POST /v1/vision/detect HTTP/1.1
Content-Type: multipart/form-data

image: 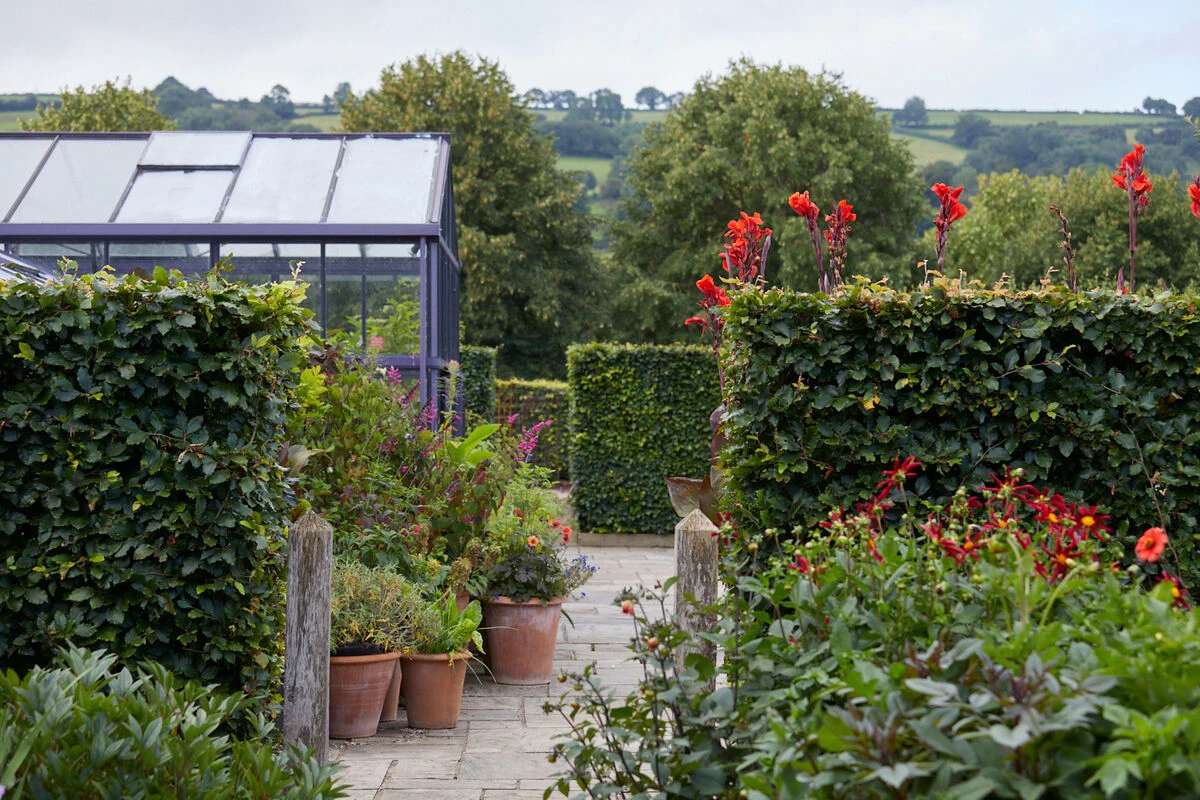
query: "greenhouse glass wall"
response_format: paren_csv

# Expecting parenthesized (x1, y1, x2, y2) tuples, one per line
(0, 131, 460, 408)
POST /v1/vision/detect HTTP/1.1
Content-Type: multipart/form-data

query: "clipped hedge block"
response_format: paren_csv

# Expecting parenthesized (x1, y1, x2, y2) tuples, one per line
(497, 379, 570, 480)
(721, 282, 1200, 584)
(460, 345, 497, 423)
(568, 343, 719, 534)
(0, 268, 311, 699)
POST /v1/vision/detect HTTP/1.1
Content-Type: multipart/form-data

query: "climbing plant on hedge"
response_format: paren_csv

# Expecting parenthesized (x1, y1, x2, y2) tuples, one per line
(721, 278, 1200, 586)
(0, 266, 311, 701)
(568, 344, 718, 533)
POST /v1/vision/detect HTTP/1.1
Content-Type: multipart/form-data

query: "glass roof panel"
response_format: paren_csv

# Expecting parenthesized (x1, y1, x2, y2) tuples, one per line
(140, 132, 250, 167)
(0, 138, 53, 220)
(10, 139, 145, 223)
(221, 138, 341, 223)
(326, 137, 439, 224)
(116, 170, 234, 223)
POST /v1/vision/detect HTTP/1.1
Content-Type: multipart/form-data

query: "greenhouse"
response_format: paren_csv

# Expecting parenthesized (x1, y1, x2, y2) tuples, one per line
(0, 130, 460, 406)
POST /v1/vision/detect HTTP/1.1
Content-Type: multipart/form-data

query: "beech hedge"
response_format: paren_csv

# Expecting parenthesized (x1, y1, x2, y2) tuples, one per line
(721, 281, 1200, 584)
(460, 345, 497, 423)
(568, 343, 718, 533)
(497, 378, 570, 480)
(0, 267, 311, 699)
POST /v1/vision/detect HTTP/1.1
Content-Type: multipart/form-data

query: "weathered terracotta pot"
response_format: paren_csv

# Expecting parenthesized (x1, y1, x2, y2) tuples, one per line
(399, 652, 470, 729)
(379, 659, 403, 722)
(482, 596, 563, 685)
(455, 589, 471, 613)
(329, 651, 401, 739)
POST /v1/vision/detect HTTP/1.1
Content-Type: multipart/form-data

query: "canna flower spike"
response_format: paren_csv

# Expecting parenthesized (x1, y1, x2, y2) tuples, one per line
(1112, 143, 1152, 293)
(931, 183, 968, 272)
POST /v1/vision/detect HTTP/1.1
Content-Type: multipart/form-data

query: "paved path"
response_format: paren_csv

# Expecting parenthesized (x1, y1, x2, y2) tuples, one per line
(331, 544, 675, 800)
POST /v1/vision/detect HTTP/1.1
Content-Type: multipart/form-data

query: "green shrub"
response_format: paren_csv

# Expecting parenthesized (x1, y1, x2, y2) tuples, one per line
(497, 378, 570, 480)
(0, 646, 347, 799)
(547, 469, 1200, 799)
(0, 267, 311, 699)
(460, 345, 498, 424)
(722, 280, 1200, 584)
(567, 343, 719, 534)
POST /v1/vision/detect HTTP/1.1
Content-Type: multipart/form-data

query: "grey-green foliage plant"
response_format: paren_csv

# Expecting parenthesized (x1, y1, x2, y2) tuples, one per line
(329, 559, 421, 655)
(0, 646, 347, 799)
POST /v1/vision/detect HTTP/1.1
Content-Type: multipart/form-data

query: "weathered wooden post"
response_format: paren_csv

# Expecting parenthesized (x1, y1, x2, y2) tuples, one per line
(283, 512, 333, 765)
(674, 509, 719, 668)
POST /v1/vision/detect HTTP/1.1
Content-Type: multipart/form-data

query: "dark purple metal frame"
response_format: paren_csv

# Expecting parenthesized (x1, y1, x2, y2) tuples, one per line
(0, 131, 461, 413)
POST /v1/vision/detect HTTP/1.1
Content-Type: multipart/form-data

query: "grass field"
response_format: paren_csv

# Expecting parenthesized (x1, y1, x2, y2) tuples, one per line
(556, 155, 612, 183)
(891, 133, 969, 166)
(0, 112, 24, 131)
(292, 112, 340, 131)
(891, 109, 1150, 128)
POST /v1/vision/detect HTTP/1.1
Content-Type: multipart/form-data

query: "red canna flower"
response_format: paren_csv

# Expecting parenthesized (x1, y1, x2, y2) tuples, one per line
(720, 211, 771, 284)
(931, 183, 968, 271)
(1189, 178, 1200, 220)
(1112, 143, 1152, 292)
(823, 200, 855, 289)
(790, 189, 829, 291)
(695, 274, 731, 307)
(1135, 526, 1167, 562)
(788, 191, 820, 222)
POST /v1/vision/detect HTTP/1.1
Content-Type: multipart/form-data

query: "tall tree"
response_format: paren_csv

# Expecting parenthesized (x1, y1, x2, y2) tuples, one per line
(260, 84, 295, 119)
(21, 79, 175, 132)
(332, 82, 353, 106)
(892, 95, 928, 127)
(951, 111, 995, 148)
(610, 59, 924, 342)
(524, 88, 547, 108)
(635, 86, 666, 110)
(1143, 96, 1177, 116)
(1182, 97, 1200, 118)
(340, 53, 605, 377)
(592, 88, 624, 124)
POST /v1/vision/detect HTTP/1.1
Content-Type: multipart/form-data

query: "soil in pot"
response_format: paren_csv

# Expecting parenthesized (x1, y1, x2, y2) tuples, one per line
(399, 652, 470, 729)
(482, 597, 563, 685)
(329, 651, 401, 738)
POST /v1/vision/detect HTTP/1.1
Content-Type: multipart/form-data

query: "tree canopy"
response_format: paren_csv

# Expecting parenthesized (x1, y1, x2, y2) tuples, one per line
(893, 95, 928, 127)
(20, 79, 175, 132)
(930, 167, 1200, 289)
(609, 59, 925, 341)
(340, 52, 605, 377)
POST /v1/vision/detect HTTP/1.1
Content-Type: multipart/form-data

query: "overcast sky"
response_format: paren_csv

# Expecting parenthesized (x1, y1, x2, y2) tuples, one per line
(5, 1, 1199, 111)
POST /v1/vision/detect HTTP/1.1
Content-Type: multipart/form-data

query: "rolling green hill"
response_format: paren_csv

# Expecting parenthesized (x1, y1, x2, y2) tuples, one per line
(891, 133, 968, 166)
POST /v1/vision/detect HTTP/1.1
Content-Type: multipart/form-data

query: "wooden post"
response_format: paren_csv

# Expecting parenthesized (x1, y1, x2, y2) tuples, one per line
(283, 512, 333, 765)
(674, 509, 719, 668)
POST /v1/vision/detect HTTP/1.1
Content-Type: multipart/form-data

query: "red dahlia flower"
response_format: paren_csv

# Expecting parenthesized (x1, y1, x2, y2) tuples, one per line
(1135, 526, 1167, 563)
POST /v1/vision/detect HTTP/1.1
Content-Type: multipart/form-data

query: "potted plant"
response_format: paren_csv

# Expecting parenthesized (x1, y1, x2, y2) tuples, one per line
(481, 522, 595, 684)
(399, 595, 483, 729)
(328, 559, 417, 738)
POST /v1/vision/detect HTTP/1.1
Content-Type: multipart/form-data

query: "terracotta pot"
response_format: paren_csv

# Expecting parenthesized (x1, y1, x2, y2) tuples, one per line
(455, 589, 471, 613)
(329, 651, 401, 739)
(399, 652, 470, 729)
(482, 596, 563, 685)
(379, 658, 403, 722)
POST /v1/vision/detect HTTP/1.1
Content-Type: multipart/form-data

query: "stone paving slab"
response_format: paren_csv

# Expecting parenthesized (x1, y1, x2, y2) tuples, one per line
(333, 545, 674, 799)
